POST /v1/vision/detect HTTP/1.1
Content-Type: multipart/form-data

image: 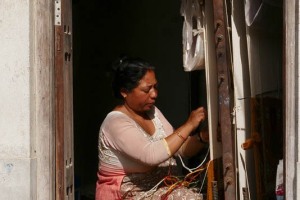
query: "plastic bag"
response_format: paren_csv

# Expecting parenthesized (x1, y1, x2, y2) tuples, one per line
(181, 0, 205, 71)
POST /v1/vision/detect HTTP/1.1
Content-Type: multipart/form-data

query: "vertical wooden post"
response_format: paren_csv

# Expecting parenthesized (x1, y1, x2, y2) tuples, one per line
(211, 0, 236, 199)
(55, 4, 65, 198)
(54, 0, 74, 199)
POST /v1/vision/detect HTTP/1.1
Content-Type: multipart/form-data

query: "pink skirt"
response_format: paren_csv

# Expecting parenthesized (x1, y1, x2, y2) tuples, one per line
(95, 169, 125, 200)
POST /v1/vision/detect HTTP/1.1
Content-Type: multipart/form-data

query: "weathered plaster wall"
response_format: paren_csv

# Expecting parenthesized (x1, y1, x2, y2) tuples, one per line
(0, 0, 33, 199)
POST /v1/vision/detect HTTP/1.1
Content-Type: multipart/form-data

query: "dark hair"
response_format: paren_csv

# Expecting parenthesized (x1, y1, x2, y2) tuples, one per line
(111, 56, 155, 99)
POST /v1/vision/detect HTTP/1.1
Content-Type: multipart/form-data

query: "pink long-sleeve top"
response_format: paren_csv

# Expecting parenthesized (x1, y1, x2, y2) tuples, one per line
(96, 107, 175, 199)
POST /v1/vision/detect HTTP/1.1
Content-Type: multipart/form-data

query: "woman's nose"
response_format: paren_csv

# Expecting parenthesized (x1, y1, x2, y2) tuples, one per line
(150, 89, 158, 98)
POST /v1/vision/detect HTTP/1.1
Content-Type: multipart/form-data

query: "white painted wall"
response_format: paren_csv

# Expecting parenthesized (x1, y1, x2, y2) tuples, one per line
(0, 0, 34, 199)
(0, 0, 55, 198)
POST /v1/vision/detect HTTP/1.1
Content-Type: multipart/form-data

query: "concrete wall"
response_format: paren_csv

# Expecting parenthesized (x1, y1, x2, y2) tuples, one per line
(0, 0, 33, 199)
(0, 0, 54, 199)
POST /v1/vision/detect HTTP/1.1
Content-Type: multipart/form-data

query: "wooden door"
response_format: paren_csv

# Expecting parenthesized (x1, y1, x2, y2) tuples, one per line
(54, 0, 74, 199)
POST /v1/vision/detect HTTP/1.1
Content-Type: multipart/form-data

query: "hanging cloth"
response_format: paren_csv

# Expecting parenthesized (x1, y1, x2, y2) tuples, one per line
(245, 0, 282, 30)
(181, 0, 205, 71)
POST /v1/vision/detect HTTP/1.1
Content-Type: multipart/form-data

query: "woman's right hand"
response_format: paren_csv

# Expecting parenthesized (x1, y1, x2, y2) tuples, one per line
(186, 107, 207, 131)
(166, 106, 207, 156)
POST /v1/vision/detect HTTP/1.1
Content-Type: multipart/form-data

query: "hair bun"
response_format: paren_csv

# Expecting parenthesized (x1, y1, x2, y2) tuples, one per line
(112, 55, 128, 72)
(119, 56, 127, 64)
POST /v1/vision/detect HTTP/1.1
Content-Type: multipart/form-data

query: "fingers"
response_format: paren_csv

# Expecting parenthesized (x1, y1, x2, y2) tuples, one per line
(187, 107, 207, 130)
(194, 107, 207, 122)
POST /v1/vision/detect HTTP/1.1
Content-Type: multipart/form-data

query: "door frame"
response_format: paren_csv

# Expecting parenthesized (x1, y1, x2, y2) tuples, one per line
(31, 0, 299, 199)
(284, 0, 299, 199)
(31, 0, 74, 199)
(30, 1, 55, 199)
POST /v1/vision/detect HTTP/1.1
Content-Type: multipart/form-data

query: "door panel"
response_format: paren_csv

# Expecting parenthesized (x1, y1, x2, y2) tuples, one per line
(54, 0, 74, 199)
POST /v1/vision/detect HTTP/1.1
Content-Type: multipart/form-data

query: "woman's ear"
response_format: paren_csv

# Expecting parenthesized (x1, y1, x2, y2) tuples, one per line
(120, 88, 127, 99)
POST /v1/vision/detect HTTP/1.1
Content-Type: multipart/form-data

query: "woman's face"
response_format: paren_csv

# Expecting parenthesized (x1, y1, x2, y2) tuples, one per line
(122, 70, 158, 113)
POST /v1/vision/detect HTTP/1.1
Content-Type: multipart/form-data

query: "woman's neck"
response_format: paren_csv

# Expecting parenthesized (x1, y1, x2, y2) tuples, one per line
(125, 104, 148, 119)
(114, 105, 149, 121)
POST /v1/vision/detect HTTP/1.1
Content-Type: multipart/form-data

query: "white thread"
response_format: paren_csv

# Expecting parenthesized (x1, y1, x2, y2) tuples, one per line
(178, 148, 210, 173)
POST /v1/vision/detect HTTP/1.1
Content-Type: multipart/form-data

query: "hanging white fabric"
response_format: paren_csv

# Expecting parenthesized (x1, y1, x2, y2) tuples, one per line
(181, 0, 205, 71)
(245, 0, 282, 27)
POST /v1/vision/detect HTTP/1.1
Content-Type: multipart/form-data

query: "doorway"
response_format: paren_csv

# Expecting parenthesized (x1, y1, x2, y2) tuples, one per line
(70, 1, 284, 199)
(72, 0, 194, 198)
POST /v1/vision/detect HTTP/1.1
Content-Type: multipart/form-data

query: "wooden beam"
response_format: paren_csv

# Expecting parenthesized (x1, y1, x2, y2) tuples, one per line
(211, 0, 236, 199)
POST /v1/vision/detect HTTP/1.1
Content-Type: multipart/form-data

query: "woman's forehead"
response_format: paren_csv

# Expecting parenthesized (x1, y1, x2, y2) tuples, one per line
(139, 71, 157, 85)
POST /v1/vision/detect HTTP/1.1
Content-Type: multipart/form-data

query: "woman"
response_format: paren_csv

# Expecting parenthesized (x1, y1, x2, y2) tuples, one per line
(96, 57, 209, 200)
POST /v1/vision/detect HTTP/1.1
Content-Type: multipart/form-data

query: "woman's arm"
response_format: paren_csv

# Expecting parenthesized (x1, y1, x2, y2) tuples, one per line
(103, 113, 171, 166)
(178, 128, 209, 157)
(163, 107, 207, 155)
